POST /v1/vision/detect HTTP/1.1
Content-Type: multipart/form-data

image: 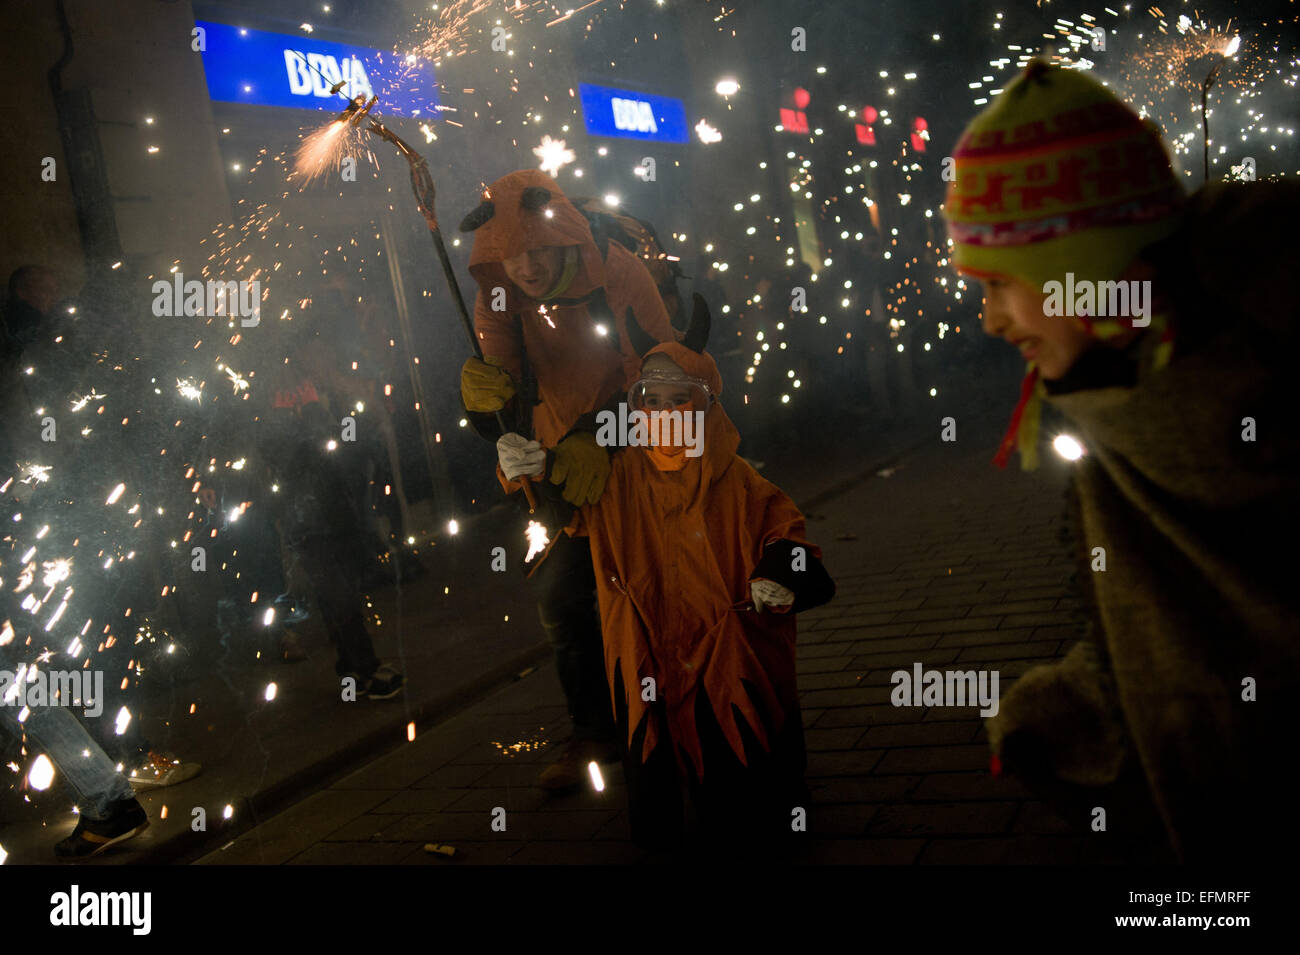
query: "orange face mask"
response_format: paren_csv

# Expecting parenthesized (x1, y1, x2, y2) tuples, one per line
(645, 401, 697, 471)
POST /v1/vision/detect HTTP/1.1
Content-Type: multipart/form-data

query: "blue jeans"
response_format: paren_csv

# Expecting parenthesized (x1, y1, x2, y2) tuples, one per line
(0, 647, 135, 820)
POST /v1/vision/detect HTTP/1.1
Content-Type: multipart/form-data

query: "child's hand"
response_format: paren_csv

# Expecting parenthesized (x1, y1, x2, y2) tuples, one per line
(750, 578, 795, 613)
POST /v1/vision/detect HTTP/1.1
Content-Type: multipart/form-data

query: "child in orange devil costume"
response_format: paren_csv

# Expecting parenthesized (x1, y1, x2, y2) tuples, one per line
(503, 296, 835, 852)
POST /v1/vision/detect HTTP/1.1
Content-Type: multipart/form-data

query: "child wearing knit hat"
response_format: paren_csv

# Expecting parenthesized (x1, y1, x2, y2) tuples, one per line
(943, 60, 1300, 862)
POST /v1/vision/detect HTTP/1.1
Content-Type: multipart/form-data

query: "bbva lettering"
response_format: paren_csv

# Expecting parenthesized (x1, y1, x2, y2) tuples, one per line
(611, 98, 658, 134)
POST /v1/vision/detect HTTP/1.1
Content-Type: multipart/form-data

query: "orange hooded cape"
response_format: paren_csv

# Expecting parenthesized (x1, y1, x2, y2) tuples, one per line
(568, 342, 831, 780)
(465, 170, 674, 447)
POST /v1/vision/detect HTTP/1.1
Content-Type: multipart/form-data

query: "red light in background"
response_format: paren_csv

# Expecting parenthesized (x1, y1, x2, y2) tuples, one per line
(855, 104, 878, 146)
(780, 107, 809, 134)
(911, 115, 929, 152)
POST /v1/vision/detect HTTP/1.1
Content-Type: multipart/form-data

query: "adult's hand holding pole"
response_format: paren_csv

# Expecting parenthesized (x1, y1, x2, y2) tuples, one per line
(549, 432, 611, 506)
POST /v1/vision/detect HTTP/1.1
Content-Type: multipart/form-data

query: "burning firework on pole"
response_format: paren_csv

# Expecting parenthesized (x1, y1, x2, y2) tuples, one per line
(1201, 33, 1242, 182)
(299, 95, 541, 518)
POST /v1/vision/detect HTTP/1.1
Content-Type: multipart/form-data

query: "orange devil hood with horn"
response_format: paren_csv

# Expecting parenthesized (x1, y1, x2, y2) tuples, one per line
(567, 342, 829, 780)
(463, 170, 675, 447)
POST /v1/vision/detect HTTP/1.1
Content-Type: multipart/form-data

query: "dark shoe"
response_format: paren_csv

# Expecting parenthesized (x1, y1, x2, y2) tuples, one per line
(362, 664, 404, 700)
(127, 752, 202, 790)
(54, 799, 149, 858)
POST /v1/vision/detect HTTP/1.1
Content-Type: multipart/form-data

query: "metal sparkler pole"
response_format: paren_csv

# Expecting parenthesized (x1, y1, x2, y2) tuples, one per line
(1201, 36, 1241, 184)
(1201, 66, 1218, 183)
(362, 116, 539, 513)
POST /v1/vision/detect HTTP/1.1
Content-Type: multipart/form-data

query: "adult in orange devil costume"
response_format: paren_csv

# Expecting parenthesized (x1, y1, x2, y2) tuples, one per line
(458, 170, 675, 791)
(511, 298, 835, 850)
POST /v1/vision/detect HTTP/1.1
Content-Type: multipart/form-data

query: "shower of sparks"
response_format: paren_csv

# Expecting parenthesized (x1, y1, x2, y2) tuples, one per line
(292, 118, 366, 185)
(176, 378, 203, 402)
(524, 520, 550, 563)
(533, 135, 575, 176)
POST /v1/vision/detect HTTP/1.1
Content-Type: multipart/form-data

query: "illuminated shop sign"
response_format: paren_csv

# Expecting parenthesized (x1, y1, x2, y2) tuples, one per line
(195, 20, 438, 116)
(579, 83, 689, 143)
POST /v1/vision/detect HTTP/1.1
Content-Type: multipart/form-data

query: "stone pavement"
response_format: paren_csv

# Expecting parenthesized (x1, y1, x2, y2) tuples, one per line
(199, 414, 1170, 865)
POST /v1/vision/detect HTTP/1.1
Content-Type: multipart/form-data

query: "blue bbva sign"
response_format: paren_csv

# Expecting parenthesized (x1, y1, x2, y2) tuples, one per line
(579, 83, 688, 143)
(196, 20, 438, 116)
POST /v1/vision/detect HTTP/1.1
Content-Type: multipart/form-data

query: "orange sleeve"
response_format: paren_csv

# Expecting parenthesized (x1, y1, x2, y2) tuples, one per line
(472, 287, 523, 381)
(564, 506, 587, 538)
(496, 461, 549, 495)
(607, 247, 677, 385)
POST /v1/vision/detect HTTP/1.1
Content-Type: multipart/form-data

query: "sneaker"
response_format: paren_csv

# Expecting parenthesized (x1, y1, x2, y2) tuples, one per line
(536, 738, 622, 792)
(362, 664, 404, 701)
(54, 799, 149, 859)
(126, 752, 203, 791)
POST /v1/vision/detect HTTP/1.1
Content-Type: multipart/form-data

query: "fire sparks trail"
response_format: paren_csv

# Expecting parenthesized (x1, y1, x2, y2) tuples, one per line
(293, 119, 364, 185)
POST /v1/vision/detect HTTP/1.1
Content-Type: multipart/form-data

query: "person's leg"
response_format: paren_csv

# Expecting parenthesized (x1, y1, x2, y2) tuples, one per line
(2, 701, 135, 820)
(688, 685, 808, 857)
(295, 541, 381, 679)
(614, 671, 684, 851)
(527, 534, 615, 744)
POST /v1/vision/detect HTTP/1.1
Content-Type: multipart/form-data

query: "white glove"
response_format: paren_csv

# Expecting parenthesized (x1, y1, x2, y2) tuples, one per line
(497, 432, 545, 481)
(750, 578, 795, 612)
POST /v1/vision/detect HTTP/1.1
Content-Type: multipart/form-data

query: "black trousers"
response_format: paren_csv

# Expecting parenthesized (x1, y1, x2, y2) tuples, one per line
(615, 669, 810, 855)
(526, 533, 616, 743)
(294, 537, 380, 679)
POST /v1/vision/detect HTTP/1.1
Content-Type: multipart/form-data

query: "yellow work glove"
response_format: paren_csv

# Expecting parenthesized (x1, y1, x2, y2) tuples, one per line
(461, 356, 516, 412)
(549, 431, 611, 506)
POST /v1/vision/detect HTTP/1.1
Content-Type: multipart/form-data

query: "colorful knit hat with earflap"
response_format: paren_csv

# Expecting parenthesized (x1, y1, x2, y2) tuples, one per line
(943, 60, 1186, 469)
